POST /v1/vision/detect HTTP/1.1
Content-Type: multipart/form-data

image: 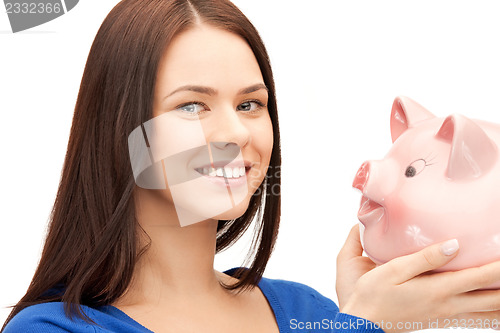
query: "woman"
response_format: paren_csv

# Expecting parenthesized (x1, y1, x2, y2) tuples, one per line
(3, 0, 500, 332)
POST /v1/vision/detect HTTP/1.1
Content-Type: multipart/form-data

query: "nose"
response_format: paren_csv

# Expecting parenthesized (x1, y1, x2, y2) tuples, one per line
(353, 161, 370, 192)
(208, 107, 251, 149)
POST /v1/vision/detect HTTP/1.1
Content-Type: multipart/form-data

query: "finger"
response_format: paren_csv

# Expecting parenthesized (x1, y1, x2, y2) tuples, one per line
(337, 224, 363, 264)
(450, 289, 500, 315)
(446, 260, 500, 293)
(382, 239, 459, 283)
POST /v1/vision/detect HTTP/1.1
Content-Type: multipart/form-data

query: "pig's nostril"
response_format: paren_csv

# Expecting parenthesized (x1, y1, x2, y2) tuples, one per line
(353, 161, 370, 192)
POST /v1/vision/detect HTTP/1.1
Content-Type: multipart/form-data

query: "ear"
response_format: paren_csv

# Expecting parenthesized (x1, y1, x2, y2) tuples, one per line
(390, 96, 436, 143)
(436, 114, 498, 180)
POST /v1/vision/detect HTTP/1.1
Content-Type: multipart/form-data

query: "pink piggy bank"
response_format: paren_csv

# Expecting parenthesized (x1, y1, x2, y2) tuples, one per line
(353, 96, 500, 277)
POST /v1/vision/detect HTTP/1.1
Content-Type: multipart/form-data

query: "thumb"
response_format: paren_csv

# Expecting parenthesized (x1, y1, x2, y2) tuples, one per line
(337, 224, 364, 265)
(385, 239, 460, 284)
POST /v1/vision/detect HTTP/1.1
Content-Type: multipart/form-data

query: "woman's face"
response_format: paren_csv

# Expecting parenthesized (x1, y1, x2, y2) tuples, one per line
(143, 24, 273, 226)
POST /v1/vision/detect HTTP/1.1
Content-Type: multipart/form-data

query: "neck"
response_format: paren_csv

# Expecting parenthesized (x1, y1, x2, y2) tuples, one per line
(118, 187, 230, 306)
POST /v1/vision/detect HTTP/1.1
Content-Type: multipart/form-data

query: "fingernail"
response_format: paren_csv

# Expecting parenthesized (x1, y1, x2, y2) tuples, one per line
(440, 239, 459, 256)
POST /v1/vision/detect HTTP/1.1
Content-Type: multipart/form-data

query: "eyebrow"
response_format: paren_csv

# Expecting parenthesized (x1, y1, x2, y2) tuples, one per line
(163, 83, 268, 101)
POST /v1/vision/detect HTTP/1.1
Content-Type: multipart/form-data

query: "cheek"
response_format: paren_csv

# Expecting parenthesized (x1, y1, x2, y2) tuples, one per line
(145, 112, 207, 162)
(245, 116, 273, 193)
(251, 115, 274, 160)
(387, 169, 449, 225)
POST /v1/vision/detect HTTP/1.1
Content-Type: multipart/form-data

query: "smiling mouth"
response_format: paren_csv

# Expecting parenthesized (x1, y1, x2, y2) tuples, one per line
(194, 166, 251, 179)
(358, 196, 383, 216)
(357, 196, 385, 226)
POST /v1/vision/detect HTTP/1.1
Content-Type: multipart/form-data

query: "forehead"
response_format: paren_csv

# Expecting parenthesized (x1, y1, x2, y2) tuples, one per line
(156, 25, 264, 92)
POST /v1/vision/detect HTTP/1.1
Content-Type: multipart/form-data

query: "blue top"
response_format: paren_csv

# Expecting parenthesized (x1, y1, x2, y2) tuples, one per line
(3, 268, 385, 333)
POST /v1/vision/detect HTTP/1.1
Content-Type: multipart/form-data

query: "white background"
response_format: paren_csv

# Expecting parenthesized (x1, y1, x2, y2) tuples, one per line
(2, 1, 500, 331)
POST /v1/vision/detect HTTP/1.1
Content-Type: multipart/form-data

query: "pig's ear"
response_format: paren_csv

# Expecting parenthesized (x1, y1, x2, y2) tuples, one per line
(436, 114, 498, 180)
(391, 96, 435, 143)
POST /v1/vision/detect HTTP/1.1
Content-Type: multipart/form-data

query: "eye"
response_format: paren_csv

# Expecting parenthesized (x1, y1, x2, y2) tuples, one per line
(405, 159, 426, 178)
(175, 102, 208, 115)
(237, 100, 265, 112)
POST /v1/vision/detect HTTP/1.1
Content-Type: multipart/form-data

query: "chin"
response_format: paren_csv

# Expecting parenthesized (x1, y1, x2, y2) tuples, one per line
(211, 195, 251, 220)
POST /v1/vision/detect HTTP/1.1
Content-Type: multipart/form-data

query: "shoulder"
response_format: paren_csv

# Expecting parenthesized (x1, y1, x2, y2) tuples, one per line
(222, 267, 339, 316)
(3, 302, 98, 333)
(258, 276, 339, 318)
(259, 277, 386, 333)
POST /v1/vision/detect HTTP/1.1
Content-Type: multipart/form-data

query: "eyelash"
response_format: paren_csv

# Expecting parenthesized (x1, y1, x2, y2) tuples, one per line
(175, 101, 209, 116)
(175, 99, 266, 116)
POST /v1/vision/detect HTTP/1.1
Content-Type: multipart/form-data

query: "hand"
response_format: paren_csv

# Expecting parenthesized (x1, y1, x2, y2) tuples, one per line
(336, 224, 500, 333)
(336, 224, 377, 310)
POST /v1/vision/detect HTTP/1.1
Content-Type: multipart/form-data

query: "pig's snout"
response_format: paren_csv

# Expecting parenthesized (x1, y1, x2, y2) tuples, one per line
(353, 159, 399, 204)
(353, 161, 370, 192)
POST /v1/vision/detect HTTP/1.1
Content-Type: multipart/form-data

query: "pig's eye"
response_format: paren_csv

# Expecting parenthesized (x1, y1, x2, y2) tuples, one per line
(405, 159, 426, 178)
(405, 166, 417, 177)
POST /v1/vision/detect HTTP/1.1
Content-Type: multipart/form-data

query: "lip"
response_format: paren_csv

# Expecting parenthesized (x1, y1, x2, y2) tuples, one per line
(357, 196, 385, 226)
(193, 160, 253, 189)
(194, 160, 253, 170)
(196, 168, 249, 188)
(358, 196, 384, 216)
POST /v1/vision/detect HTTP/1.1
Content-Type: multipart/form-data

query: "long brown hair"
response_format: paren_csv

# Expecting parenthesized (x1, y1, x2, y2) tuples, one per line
(2, 0, 281, 329)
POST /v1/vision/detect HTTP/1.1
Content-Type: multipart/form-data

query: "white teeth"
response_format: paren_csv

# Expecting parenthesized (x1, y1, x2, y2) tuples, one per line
(197, 166, 247, 178)
(216, 168, 223, 177)
(224, 167, 233, 178)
